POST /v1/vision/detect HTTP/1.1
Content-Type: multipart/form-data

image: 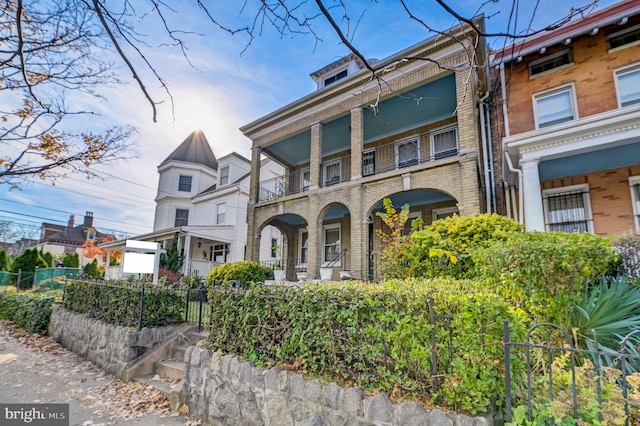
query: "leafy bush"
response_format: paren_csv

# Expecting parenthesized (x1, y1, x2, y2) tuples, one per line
(206, 261, 269, 288)
(206, 278, 529, 415)
(0, 250, 11, 271)
(0, 292, 56, 333)
(11, 248, 50, 272)
(62, 253, 80, 268)
(399, 214, 523, 279)
(474, 231, 618, 327)
(612, 232, 640, 278)
(83, 259, 101, 278)
(63, 280, 185, 328)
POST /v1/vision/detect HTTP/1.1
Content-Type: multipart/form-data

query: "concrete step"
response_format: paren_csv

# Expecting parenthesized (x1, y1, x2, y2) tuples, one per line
(186, 331, 209, 345)
(132, 373, 172, 397)
(155, 359, 185, 381)
(172, 344, 190, 362)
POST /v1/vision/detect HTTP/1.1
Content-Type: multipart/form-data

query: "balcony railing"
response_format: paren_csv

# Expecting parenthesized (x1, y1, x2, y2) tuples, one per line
(257, 125, 458, 202)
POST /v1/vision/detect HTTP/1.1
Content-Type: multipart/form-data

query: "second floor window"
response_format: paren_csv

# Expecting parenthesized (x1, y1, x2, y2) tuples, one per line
(219, 166, 229, 186)
(175, 209, 189, 227)
(396, 139, 419, 168)
(534, 85, 577, 129)
(216, 203, 226, 224)
(323, 225, 340, 264)
(178, 175, 192, 192)
(615, 64, 640, 108)
(431, 127, 458, 160)
(324, 161, 341, 186)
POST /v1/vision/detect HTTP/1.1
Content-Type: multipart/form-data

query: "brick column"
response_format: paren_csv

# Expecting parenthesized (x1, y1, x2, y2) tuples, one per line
(310, 123, 322, 190)
(455, 68, 479, 152)
(350, 107, 363, 181)
(349, 187, 364, 278)
(249, 147, 262, 203)
(521, 158, 545, 231)
(306, 195, 320, 278)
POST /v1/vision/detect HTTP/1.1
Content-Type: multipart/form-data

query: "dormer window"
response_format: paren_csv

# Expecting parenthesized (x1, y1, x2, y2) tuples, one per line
(324, 69, 347, 87)
(529, 49, 572, 76)
(609, 24, 640, 50)
(219, 166, 229, 186)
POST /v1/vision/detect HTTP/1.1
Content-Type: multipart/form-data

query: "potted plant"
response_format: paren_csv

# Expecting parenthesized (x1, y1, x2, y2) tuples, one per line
(272, 242, 285, 281)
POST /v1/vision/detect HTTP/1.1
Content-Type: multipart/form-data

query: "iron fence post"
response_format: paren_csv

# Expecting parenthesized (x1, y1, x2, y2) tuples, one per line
(198, 282, 205, 332)
(17, 269, 21, 292)
(138, 283, 146, 330)
(185, 284, 191, 322)
(503, 320, 512, 423)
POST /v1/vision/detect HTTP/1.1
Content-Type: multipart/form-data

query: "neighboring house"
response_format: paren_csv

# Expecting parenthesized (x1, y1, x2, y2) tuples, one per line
(242, 17, 491, 281)
(492, 0, 640, 236)
(36, 211, 110, 266)
(103, 130, 282, 279)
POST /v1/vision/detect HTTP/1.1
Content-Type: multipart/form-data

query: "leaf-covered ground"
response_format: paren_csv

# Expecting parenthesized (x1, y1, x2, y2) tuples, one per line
(0, 320, 200, 425)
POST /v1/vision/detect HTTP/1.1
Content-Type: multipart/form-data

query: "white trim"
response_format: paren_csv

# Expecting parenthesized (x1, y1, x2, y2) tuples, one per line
(542, 183, 594, 234)
(630, 176, 640, 232)
(532, 83, 578, 129)
(430, 125, 458, 160)
(298, 228, 309, 266)
(614, 62, 640, 108)
(322, 223, 341, 266)
(432, 207, 459, 222)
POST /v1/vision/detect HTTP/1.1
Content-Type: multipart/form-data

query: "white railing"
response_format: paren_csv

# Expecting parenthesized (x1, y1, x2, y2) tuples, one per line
(188, 260, 220, 278)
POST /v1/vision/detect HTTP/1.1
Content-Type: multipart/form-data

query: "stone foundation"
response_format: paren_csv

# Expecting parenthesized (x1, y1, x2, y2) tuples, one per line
(48, 306, 176, 378)
(183, 345, 491, 426)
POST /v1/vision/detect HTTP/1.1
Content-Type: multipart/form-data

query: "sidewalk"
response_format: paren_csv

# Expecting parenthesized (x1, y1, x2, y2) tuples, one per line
(0, 321, 200, 426)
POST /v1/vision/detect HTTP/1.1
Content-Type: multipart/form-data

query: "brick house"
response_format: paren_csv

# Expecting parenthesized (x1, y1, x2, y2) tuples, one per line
(242, 17, 491, 281)
(492, 0, 640, 236)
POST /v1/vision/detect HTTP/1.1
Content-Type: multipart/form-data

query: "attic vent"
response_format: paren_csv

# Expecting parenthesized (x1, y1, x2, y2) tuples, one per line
(529, 49, 572, 76)
(609, 24, 640, 49)
(324, 69, 347, 87)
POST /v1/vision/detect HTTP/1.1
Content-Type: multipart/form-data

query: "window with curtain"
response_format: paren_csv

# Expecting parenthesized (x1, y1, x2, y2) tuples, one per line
(534, 86, 576, 128)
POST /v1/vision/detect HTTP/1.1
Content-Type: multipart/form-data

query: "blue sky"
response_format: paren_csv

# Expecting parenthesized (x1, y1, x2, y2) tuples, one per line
(0, 0, 618, 240)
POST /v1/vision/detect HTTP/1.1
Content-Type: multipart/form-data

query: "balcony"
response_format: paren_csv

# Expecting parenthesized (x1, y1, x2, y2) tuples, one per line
(257, 125, 458, 202)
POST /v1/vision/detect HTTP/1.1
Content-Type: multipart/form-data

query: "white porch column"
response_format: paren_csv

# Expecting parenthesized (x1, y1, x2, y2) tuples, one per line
(183, 235, 192, 276)
(521, 158, 545, 231)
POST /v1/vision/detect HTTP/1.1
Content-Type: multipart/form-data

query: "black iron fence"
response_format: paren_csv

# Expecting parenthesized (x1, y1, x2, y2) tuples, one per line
(504, 321, 640, 425)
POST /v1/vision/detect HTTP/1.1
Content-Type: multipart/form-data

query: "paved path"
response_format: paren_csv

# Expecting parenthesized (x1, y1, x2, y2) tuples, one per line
(0, 321, 199, 426)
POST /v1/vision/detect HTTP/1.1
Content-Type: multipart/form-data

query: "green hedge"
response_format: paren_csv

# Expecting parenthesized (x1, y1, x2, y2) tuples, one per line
(207, 279, 529, 415)
(0, 292, 56, 333)
(63, 281, 186, 328)
(473, 231, 618, 327)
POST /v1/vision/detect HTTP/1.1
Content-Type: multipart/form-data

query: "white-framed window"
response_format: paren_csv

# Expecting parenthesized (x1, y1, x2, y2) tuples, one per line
(402, 212, 422, 236)
(175, 209, 189, 227)
(324, 161, 341, 186)
(529, 49, 572, 76)
(542, 184, 594, 233)
(178, 175, 192, 192)
(211, 244, 228, 263)
(396, 138, 419, 168)
(323, 224, 341, 265)
(323, 69, 348, 87)
(614, 63, 640, 108)
(270, 238, 278, 258)
(533, 84, 578, 129)
(219, 166, 229, 186)
(630, 176, 640, 231)
(216, 203, 226, 224)
(433, 207, 459, 222)
(431, 126, 458, 160)
(301, 168, 310, 192)
(608, 24, 640, 51)
(298, 228, 309, 266)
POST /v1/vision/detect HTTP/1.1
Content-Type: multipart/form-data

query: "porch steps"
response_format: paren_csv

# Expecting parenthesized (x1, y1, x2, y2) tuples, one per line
(131, 328, 209, 409)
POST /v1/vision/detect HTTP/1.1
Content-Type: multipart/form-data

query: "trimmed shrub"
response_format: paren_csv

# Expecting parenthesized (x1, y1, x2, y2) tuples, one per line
(473, 231, 618, 327)
(83, 259, 100, 278)
(206, 279, 529, 415)
(206, 261, 269, 288)
(0, 292, 56, 333)
(401, 213, 523, 279)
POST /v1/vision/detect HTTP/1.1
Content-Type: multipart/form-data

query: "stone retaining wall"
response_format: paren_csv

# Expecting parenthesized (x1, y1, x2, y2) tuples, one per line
(48, 306, 176, 378)
(183, 345, 491, 426)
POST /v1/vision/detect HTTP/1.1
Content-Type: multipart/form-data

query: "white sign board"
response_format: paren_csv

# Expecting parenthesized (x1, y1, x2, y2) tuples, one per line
(122, 252, 156, 274)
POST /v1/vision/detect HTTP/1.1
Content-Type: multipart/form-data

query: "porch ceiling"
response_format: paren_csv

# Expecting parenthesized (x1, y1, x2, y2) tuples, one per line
(539, 141, 640, 180)
(261, 73, 457, 167)
(372, 189, 456, 212)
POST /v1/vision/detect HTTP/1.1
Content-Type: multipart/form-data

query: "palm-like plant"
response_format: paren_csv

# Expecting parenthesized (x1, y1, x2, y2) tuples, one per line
(572, 277, 640, 372)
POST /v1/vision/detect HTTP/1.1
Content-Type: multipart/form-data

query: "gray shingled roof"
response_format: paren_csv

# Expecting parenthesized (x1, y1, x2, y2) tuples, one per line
(159, 130, 218, 170)
(43, 225, 108, 246)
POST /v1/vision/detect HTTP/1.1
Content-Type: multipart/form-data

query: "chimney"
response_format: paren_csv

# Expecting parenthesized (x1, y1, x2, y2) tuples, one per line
(67, 215, 75, 228)
(84, 211, 94, 227)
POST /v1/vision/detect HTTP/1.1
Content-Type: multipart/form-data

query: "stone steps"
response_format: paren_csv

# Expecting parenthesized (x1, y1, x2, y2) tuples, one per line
(132, 329, 209, 410)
